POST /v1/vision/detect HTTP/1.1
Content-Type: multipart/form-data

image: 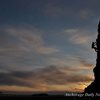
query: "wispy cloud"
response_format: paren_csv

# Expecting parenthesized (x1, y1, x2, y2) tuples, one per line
(64, 28, 93, 46)
(0, 65, 93, 92)
(48, 55, 94, 71)
(76, 57, 93, 69)
(43, 3, 73, 18)
(64, 29, 79, 33)
(37, 47, 59, 55)
(4, 26, 59, 55)
(79, 9, 93, 19)
(0, 25, 59, 71)
(43, 1, 94, 19)
(69, 33, 90, 45)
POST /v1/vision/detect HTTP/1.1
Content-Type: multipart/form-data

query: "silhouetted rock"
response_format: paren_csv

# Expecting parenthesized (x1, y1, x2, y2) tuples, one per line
(84, 21, 100, 93)
(0, 91, 3, 94)
(32, 93, 48, 96)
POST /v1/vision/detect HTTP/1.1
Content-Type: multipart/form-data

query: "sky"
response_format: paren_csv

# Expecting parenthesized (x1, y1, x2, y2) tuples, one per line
(0, 0, 100, 93)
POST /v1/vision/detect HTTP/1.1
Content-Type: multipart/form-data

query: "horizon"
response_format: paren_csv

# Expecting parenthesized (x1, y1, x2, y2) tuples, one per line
(0, 0, 99, 93)
(0, 90, 81, 95)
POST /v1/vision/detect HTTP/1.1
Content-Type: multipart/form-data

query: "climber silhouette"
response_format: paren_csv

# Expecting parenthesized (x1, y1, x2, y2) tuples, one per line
(91, 42, 97, 52)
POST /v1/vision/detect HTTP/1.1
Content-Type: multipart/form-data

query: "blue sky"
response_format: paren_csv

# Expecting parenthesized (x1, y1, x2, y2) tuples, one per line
(0, 0, 99, 92)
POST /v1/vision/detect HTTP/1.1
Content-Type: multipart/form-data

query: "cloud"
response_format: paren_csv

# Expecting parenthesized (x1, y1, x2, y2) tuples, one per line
(48, 57, 70, 66)
(6, 27, 43, 47)
(0, 85, 34, 92)
(48, 55, 94, 70)
(64, 28, 92, 46)
(64, 29, 79, 33)
(3, 26, 59, 55)
(79, 10, 93, 19)
(38, 66, 92, 84)
(76, 57, 93, 69)
(42, 1, 94, 19)
(0, 25, 59, 72)
(43, 2, 68, 17)
(70, 34, 90, 45)
(0, 65, 93, 92)
(37, 47, 59, 55)
(0, 71, 35, 87)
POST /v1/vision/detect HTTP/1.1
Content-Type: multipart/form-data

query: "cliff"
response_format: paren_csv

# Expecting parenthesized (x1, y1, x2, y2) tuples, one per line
(84, 21, 100, 93)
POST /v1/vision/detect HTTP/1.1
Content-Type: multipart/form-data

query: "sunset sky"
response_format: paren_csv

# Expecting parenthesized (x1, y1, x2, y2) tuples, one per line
(0, 0, 100, 93)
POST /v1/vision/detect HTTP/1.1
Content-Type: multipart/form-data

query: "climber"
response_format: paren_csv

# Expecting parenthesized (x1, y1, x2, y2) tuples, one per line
(92, 42, 97, 52)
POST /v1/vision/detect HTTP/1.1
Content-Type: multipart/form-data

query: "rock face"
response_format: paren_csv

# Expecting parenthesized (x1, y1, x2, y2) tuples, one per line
(84, 21, 100, 93)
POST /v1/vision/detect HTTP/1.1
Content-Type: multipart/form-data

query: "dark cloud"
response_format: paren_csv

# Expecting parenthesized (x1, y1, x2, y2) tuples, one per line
(0, 72, 34, 86)
(77, 57, 93, 68)
(0, 65, 93, 87)
(37, 66, 93, 85)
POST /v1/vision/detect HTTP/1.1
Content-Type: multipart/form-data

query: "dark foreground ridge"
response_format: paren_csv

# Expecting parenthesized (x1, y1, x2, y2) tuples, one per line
(84, 21, 100, 93)
(0, 93, 99, 100)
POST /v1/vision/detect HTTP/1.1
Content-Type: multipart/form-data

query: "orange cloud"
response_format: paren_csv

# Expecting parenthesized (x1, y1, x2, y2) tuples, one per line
(64, 28, 93, 46)
(0, 65, 93, 92)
